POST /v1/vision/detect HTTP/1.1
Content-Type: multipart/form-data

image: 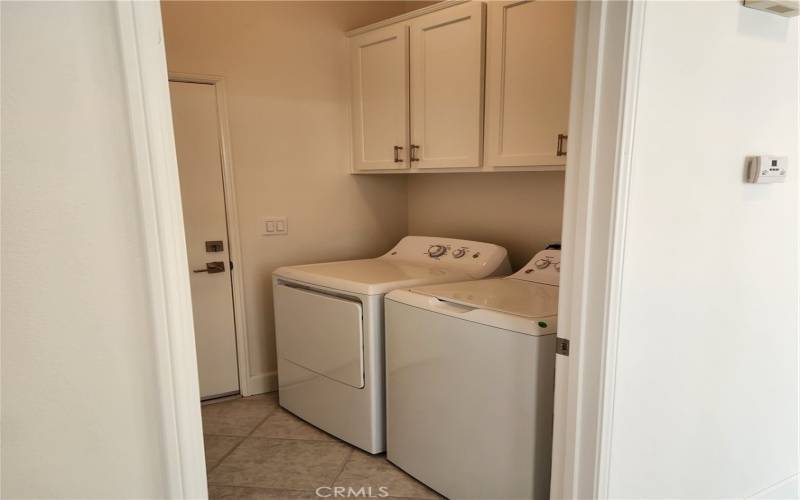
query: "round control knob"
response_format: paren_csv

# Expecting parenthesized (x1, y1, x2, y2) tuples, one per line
(427, 245, 448, 258)
(554, 262, 561, 272)
(452, 248, 467, 259)
(534, 258, 550, 269)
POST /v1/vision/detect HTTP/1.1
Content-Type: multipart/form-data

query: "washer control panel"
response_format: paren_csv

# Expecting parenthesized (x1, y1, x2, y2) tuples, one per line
(514, 249, 561, 286)
(427, 244, 449, 258)
(382, 236, 511, 277)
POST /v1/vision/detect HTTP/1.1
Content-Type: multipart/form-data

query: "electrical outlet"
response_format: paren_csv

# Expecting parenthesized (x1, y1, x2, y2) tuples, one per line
(263, 217, 288, 236)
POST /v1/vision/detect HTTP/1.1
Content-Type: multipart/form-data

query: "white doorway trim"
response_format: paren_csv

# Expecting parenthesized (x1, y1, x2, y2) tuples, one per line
(549, 1, 646, 498)
(115, 1, 207, 497)
(168, 73, 253, 398)
(115, 0, 645, 497)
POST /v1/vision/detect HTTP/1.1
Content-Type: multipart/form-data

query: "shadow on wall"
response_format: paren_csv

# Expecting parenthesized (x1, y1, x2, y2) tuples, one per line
(737, 5, 791, 41)
(350, 174, 410, 253)
(407, 171, 566, 270)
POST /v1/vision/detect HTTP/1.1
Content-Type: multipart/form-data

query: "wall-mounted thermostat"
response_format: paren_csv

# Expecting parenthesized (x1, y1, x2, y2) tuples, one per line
(747, 155, 788, 184)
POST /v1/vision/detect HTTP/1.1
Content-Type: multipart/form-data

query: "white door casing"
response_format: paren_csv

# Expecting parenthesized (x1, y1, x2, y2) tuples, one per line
(409, 1, 485, 170)
(350, 24, 410, 171)
(115, 2, 207, 497)
(550, 2, 644, 499)
(117, 1, 642, 497)
(169, 81, 240, 400)
(484, 0, 575, 169)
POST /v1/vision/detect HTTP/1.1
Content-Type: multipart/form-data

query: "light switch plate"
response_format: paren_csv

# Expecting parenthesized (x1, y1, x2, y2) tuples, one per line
(262, 217, 288, 235)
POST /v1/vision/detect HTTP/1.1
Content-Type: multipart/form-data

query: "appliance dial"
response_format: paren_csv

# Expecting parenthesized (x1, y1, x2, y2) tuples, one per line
(452, 248, 467, 259)
(534, 258, 550, 269)
(554, 262, 561, 272)
(427, 244, 448, 258)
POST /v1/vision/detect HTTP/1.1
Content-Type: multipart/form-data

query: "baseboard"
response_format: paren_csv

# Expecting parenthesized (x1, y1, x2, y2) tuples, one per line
(245, 371, 277, 396)
(749, 473, 799, 499)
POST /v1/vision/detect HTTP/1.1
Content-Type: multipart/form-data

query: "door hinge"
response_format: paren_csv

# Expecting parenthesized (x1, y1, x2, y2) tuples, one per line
(556, 337, 570, 356)
(229, 260, 234, 270)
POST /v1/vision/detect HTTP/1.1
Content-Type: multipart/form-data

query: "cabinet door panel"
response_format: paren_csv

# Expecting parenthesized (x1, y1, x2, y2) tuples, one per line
(410, 2, 484, 170)
(350, 25, 409, 171)
(485, 1, 575, 168)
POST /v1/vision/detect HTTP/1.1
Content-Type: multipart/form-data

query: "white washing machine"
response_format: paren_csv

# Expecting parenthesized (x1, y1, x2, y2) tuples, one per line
(384, 248, 561, 500)
(272, 236, 510, 454)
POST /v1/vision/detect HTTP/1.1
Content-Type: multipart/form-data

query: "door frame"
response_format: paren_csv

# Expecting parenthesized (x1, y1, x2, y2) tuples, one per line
(114, 0, 644, 497)
(115, 2, 207, 497)
(549, 2, 646, 498)
(168, 73, 252, 399)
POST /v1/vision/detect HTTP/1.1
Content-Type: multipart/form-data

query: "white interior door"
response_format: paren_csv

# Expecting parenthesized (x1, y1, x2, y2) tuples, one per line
(409, 2, 485, 170)
(169, 81, 239, 400)
(350, 24, 410, 171)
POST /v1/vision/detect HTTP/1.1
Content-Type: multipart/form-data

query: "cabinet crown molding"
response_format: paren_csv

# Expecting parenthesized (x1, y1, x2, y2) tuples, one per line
(346, 0, 471, 37)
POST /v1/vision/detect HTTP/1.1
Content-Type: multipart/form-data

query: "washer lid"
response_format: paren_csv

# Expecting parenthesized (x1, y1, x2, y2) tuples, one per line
(409, 278, 558, 319)
(274, 259, 470, 296)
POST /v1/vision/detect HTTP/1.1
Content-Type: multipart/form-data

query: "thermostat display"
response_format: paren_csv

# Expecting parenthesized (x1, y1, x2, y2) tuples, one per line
(747, 155, 788, 184)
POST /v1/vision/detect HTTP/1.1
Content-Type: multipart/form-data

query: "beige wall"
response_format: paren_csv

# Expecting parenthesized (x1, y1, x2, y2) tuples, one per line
(408, 172, 565, 270)
(161, 1, 565, 393)
(161, 1, 419, 392)
(2, 2, 169, 497)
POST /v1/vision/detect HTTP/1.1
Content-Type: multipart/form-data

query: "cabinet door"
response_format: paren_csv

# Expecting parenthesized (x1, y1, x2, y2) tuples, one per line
(409, 2, 485, 170)
(350, 25, 409, 171)
(484, 1, 575, 168)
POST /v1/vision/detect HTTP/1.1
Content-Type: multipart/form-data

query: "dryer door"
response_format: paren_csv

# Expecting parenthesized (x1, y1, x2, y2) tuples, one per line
(274, 283, 365, 388)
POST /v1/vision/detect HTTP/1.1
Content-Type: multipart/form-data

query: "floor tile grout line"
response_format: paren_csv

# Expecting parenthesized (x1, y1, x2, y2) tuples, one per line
(329, 447, 355, 487)
(205, 400, 280, 475)
(207, 397, 423, 496)
(244, 405, 280, 438)
(205, 434, 247, 475)
(208, 403, 356, 488)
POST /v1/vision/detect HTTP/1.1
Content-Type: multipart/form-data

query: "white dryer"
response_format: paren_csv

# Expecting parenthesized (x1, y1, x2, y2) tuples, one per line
(272, 236, 510, 454)
(384, 248, 561, 500)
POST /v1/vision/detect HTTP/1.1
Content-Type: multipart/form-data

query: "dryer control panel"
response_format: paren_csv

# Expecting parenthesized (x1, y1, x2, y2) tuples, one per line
(513, 249, 561, 286)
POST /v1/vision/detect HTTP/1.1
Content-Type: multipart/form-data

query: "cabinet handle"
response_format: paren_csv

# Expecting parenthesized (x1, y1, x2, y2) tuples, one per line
(557, 134, 568, 157)
(393, 145, 403, 163)
(410, 144, 420, 162)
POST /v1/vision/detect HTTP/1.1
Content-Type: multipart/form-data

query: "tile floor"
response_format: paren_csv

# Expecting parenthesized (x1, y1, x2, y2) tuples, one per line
(202, 393, 442, 500)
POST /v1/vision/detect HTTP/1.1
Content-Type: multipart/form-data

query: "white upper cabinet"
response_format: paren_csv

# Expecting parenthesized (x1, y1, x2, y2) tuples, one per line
(408, 2, 485, 170)
(350, 25, 410, 171)
(347, 0, 574, 173)
(484, 1, 575, 169)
